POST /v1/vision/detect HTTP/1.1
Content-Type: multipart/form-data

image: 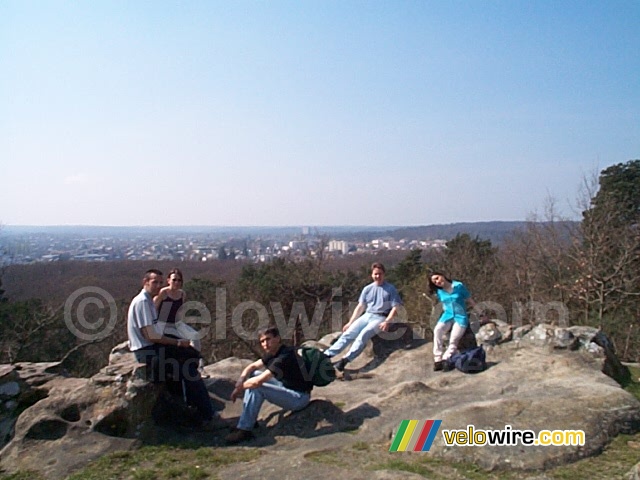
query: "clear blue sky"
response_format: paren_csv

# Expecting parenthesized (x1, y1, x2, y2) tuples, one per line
(1, 1, 638, 227)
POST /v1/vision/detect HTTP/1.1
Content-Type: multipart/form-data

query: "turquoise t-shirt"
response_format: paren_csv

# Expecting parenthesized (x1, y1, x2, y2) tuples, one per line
(436, 280, 470, 327)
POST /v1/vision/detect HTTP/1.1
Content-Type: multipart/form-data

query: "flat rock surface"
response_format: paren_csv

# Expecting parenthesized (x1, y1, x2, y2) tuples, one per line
(205, 340, 640, 478)
(1, 334, 639, 479)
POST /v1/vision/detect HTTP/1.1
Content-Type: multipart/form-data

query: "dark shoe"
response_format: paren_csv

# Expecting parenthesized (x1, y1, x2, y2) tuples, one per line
(442, 361, 454, 372)
(225, 428, 254, 445)
(433, 361, 443, 372)
(199, 414, 228, 431)
(334, 358, 349, 372)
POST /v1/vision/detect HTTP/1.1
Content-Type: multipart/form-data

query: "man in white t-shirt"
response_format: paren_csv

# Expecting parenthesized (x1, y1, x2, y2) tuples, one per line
(127, 269, 216, 428)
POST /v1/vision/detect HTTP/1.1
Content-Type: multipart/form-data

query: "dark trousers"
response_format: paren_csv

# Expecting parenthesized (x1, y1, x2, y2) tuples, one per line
(133, 344, 213, 421)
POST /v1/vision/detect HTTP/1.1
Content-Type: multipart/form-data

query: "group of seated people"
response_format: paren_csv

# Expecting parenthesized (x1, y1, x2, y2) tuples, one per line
(127, 263, 479, 443)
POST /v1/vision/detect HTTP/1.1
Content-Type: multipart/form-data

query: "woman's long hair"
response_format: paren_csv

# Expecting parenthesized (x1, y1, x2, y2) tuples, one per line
(428, 271, 453, 295)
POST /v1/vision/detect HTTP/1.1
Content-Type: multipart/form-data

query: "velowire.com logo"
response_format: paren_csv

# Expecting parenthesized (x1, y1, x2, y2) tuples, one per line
(389, 419, 442, 452)
(390, 421, 586, 451)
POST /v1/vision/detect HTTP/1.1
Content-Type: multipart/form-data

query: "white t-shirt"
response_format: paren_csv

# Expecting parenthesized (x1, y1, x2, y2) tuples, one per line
(127, 289, 157, 351)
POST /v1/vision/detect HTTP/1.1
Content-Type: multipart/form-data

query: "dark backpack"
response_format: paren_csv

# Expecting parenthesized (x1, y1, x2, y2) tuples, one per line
(447, 346, 486, 374)
(298, 347, 337, 386)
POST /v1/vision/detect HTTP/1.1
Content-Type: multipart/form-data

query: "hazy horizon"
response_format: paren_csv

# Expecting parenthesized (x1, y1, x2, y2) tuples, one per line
(2, 220, 532, 230)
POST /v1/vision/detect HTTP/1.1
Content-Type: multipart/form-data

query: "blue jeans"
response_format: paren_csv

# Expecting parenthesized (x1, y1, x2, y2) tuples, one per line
(323, 312, 386, 362)
(237, 372, 310, 431)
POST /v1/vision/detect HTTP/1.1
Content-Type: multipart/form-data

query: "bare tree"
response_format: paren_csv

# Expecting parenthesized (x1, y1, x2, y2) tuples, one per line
(507, 197, 576, 322)
(570, 173, 640, 324)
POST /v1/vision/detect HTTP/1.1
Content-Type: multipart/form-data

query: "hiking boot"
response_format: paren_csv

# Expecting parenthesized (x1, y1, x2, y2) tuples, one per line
(225, 428, 254, 445)
(334, 358, 349, 372)
(433, 361, 443, 372)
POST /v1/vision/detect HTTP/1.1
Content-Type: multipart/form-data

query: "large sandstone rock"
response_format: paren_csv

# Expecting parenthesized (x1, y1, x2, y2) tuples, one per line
(1, 325, 639, 479)
(0, 345, 160, 479)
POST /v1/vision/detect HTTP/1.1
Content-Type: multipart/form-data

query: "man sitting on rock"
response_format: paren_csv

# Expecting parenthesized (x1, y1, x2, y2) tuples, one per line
(127, 268, 220, 430)
(227, 326, 314, 444)
(323, 262, 402, 372)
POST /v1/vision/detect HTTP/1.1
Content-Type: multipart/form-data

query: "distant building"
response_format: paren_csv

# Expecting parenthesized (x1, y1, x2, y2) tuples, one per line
(328, 240, 349, 255)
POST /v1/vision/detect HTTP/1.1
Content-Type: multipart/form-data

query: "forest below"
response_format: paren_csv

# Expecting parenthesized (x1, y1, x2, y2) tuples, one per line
(0, 160, 638, 376)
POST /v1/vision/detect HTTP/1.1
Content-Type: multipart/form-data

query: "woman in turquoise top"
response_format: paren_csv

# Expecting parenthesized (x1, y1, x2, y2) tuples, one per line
(428, 272, 477, 371)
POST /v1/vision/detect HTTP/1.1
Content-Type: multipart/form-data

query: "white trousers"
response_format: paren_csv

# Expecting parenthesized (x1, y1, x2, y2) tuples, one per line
(433, 321, 466, 361)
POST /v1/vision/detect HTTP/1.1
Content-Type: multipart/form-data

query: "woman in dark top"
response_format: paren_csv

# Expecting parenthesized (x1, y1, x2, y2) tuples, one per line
(153, 268, 206, 375)
(154, 268, 186, 324)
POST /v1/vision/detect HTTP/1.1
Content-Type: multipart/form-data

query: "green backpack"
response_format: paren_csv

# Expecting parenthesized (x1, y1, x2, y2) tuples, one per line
(298, 346, 337, 386)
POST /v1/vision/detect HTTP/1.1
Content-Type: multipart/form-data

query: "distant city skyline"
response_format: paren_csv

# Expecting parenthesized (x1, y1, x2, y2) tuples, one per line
(1, 221, 522, 266)
(1, 1, 638, 227)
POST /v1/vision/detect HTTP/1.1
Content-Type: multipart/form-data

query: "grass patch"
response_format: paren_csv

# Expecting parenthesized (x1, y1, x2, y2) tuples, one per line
(0, 472, 47, 480)
(61, 446, 260, 480)
(351, 441, 370, 451)
(373, 459, 435, 477)
(305, 450, 352, 469)
(546, 432, 640, 479)
(623, 365, 640, 399)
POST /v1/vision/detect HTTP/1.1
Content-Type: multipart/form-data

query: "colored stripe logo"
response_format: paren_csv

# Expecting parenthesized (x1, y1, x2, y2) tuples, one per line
(389, 419, 442, 452)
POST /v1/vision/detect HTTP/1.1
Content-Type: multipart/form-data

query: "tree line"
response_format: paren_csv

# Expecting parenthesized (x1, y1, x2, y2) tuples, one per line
(1, 160, 638, 374)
